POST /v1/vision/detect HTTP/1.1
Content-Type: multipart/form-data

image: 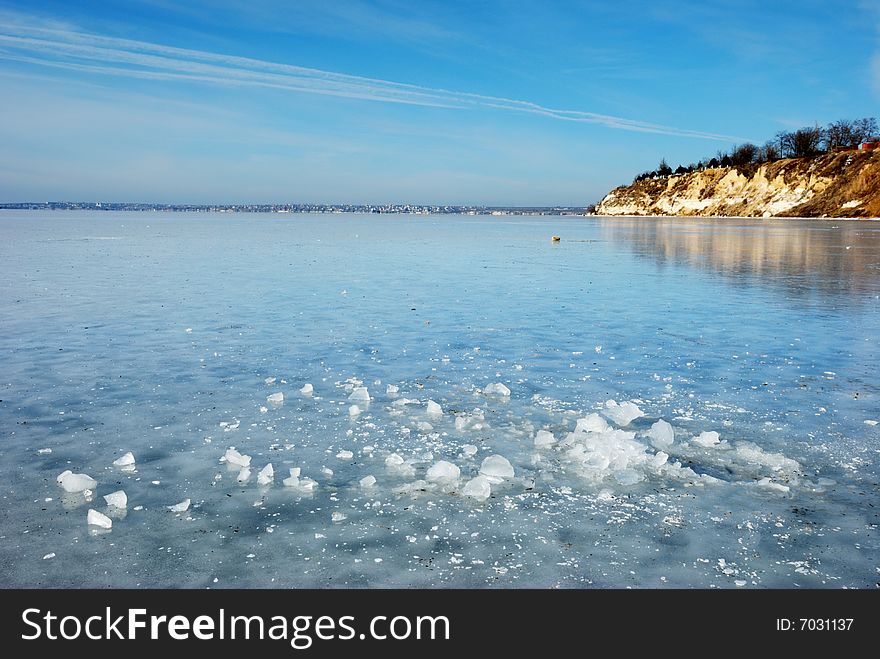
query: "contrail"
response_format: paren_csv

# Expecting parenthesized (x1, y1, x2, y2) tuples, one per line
(0, 22, 744, 141)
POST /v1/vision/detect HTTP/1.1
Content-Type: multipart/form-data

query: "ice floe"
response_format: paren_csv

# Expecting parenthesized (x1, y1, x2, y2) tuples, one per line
(601, 400, 644, 426)
(168, 498, 191, 513)
(426, 460, 460, 483)
(103, 490, 127, 508)
(257, 463, 274, 486)
(57, 471, 97, 493)
(87, 509, 112, 529)
(483, 382, 511, 397)
(479, 455, 515, 483)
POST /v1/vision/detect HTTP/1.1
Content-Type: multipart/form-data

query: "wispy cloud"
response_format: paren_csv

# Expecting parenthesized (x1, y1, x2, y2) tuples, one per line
(0, 19, 744, 141)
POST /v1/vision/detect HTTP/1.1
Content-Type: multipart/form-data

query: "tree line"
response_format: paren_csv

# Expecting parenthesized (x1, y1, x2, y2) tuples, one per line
(633, 117, 878, 183)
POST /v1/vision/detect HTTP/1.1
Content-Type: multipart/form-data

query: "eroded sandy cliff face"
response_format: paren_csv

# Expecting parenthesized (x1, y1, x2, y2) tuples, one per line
(595, 151, 880, 218)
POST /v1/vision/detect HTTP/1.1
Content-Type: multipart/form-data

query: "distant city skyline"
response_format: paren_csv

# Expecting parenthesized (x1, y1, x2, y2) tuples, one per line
(1, 1, 878, 205)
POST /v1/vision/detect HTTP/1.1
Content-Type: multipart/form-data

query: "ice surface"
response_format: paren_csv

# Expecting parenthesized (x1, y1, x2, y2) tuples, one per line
(168, 498, 191, 513)
(484, 382, 511, 397)
(479, 455, 515, 483)
(575, 414, 610, 434)
(300, 383, 314, 395)
(426, 400, 443, 418)
(360, 475, 377, 488)
(648, 420, 675, 449)
(348, 386, 371, 403)
(103, 490, 127, 508)
(9, 214, 880, 590)
(267, 392, 284, 404)
(426, 460, 460, 483)
(534, 430, 556, 447)
(87, 509, 112, 529)
(112, 452, 136, 468)
(602, 400, 644, 426)
(462, 475, 492, 501)
(223, 448, 252, 468)
(57, 471, 97, 493)
(692, 431, 721, 448)
(257, 463, 274, 486)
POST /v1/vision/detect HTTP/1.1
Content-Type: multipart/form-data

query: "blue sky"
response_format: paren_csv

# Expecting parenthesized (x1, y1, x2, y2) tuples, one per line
(0, 1, 878, 205)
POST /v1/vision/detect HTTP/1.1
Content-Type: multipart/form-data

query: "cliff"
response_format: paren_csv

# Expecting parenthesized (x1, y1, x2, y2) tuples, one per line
(595, 151, 880, 218)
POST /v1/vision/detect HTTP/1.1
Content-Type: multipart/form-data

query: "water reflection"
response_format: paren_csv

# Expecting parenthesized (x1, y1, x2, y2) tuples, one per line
(601, 217, 880, 301)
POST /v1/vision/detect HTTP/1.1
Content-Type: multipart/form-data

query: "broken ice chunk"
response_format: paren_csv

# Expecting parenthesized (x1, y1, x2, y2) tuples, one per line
(360, 475, 377, 488)
(337, 450, 354, 460)
(264, 377, 276, 385)
(348, 386, 370, 403)
(462, 475, 492, 501)
(753, 477, 790, 494)
(257, 463, 274, 486)
(331, 512, 347, 522)
(416, 421, 433, 432)
(300, 383, 314, 395)
(534, 430, 556, 447)
(426, 400, 443, 418)
(479, 455, 515, 483)
(692, 431, 721, 448)
(461, 444, 478, 457)
(223, 448, 252, 468)
(57, 471, 97, 493)
(575, 414, 609, 434)
(112, 452, 136, 468)
(37, 447, 52, 455)
(426, 460, 460, 483)
(282, 468, 302, 487)
(87, 509, 112, 529)
(237, 467, 251, 483)
(348, 404, 362, 417)
(602, 400, 644, 427)
(385, 453, 405, 467)
(103, 490, 127, 508)
(484, 382, 511, 397)
(168, 498, 191, 513)
(386, 384, 399, 396)
(298, 477, 317, 492)
(267, 392, 284, 404)
(648, 419, 675, 449)
(614, 469, 644, 486)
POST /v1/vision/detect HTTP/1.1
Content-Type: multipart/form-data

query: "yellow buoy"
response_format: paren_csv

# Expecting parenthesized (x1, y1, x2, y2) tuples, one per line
(551, 235, 561, 242)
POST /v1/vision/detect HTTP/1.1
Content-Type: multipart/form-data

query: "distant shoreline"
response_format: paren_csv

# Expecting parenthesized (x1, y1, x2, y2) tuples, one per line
(0, 203, 590, 216)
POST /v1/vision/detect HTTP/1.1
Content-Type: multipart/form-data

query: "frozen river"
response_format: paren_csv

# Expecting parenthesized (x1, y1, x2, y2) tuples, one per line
(1, 211, 878, 588)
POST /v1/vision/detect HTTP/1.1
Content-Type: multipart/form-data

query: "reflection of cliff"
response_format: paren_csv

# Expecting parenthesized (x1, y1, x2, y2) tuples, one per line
(601, 217, 880, 300)
(595, 152, 880, 218)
